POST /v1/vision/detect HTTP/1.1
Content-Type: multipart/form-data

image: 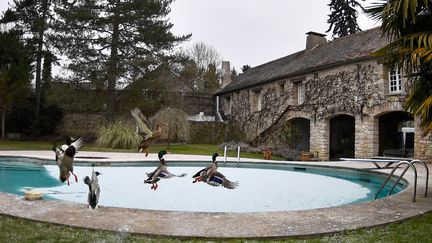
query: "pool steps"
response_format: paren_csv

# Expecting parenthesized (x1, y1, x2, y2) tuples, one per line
(375, 160, 429, 202)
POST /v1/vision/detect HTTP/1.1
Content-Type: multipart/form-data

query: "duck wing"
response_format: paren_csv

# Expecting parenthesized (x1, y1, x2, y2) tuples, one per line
(192, 168, 207, 178)
(208, 172, 238, 189)
(159, 169, 187, 179)
(130, 108, 153, 138)
(53, 147, 63, 166)
(64, 137, 85, 158)
(71, 137, 85, 152)
(145, 165, 163, 183)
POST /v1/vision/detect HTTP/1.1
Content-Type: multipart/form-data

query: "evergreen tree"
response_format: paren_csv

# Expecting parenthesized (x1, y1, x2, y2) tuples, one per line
(54, 0, 190, 120)
(0, 0, 59, 120)
(0, 30, 32, 139)
(241, 65, 251, 73)
(203, 63, 220, 93)
(326, 0, 365, 38)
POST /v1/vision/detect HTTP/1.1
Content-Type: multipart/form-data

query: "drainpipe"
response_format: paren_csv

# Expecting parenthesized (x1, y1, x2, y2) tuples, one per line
(216, 95, 224, 122)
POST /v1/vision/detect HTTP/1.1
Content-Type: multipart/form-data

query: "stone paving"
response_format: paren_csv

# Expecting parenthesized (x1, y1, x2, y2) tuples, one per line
(0, 150, 431, 239)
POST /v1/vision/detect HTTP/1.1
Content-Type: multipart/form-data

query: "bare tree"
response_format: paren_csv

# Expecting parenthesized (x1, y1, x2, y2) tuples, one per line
(179, 42, 222, 94)
(185, 42, 221, 70)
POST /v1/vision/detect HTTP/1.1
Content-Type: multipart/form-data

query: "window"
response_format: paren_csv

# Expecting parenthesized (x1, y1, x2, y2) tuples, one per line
(250, 89, 262, 112)
(224, 96, 231, 114)
(257, 91, 262, 111)
(294, 81, 305, 104)
(389, 67, 402, 93)
(278, 82, 285, 96)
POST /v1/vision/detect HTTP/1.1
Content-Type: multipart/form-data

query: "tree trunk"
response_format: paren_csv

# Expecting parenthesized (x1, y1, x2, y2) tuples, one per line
(106, 1, 120, 121)
(1, 109, 6, 140)
(35, 0, 49, 120)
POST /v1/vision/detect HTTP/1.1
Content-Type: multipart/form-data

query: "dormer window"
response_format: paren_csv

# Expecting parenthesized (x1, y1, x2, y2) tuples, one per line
(389, 67, 402, 93)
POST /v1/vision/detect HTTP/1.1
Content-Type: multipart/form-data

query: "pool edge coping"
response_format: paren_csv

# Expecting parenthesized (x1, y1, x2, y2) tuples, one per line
(0, 150, 431, 239)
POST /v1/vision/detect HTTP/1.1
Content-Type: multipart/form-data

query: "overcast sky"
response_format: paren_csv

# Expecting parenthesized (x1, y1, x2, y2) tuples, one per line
(0, 0, 379, 72)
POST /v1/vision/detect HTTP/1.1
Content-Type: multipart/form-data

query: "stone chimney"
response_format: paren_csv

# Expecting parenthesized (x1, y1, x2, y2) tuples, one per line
(221, 61, 231, 88)
(305, 31, 327, 51)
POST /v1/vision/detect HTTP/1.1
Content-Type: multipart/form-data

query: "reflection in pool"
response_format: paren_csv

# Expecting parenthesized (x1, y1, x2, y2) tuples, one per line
(0, 158, 405, 213)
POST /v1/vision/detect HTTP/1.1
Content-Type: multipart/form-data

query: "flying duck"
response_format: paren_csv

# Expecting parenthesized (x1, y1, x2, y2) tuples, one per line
(53, 136, 85, 185)
(144, 150, 186, 190)
(130, 107, 162, 157)
(84, 167, 101, 209)
(192, 152, 219, 183)
(192, 152, 239, 189)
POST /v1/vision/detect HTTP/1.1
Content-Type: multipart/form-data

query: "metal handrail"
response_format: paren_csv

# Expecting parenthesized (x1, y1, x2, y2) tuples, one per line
(410, 160, 429, 197)
(387, 160, 429, 198)
(374, 161, 417, 202)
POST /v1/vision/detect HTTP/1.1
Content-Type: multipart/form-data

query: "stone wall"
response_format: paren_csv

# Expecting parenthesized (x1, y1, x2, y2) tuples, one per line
(56, 113, 108, 139)
(414, 120, 432, 162)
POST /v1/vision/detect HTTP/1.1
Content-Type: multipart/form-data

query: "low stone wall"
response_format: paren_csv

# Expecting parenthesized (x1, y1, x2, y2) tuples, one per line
(56, 113, 108, 139)
(189, 121, 225, 144)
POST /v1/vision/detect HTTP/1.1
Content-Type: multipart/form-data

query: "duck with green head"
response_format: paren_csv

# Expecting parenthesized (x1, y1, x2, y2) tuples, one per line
(144, 150, 186, 190)
(192, 153, 238, 189)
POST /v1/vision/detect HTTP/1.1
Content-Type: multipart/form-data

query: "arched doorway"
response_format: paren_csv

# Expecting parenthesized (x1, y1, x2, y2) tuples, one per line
(330, 115, 355, 160)
(280, 118, 310, 152)
(378, 111, 414, 157)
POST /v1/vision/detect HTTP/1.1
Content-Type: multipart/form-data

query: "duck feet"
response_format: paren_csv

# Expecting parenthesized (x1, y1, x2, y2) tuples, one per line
(153, 184, 158, 190)
(71, 172, 78, 182)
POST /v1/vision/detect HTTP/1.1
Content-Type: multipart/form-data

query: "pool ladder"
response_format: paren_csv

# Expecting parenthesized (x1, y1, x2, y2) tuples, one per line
(374, 160, 429, 202)
(223, 145, 241, 165)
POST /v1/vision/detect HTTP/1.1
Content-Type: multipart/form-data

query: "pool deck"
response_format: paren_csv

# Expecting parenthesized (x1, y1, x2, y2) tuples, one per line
(0, 150, 431, 239)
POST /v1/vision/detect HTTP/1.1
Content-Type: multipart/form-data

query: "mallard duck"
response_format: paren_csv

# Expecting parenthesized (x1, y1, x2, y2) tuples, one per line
(192, 152, 219, 183)
(192, 153, 239, 189)
(130, 107, 162, 157)
(53, 137, 84, 185)
(144, 150, 186, 190)
(83, 167, 101, 209)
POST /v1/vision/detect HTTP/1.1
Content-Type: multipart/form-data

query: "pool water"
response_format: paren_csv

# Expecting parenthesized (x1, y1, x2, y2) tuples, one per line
(0, 158, 405, 213)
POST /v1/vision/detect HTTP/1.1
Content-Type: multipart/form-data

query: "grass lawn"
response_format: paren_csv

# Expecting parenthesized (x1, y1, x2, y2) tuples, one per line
(0, 139, 431, 242)
(1, 211, 432, 242)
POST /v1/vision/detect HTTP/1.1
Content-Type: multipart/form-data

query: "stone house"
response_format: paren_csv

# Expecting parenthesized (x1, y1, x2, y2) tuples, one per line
(215, 27, 432, 162)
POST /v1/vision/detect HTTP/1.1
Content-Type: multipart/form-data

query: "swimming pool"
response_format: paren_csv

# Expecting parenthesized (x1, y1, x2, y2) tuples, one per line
(0, 157, 406, 213)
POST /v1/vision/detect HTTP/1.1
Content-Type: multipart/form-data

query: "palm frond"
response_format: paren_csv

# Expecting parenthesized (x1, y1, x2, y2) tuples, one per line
(404, 77, 432, 136)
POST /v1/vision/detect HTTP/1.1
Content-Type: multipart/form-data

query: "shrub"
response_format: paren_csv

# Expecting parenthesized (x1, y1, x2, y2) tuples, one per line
(96, 120, 141, 149)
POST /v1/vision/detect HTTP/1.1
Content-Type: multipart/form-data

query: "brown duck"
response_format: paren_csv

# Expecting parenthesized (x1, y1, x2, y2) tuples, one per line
(130, 107, 162, 157)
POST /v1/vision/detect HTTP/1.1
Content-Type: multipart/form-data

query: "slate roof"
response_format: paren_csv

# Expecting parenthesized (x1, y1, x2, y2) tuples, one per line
(215, 27, 388, 95)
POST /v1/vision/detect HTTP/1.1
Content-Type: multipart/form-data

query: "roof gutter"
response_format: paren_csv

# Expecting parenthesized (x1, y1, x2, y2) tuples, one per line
(216, 95, 224, 122)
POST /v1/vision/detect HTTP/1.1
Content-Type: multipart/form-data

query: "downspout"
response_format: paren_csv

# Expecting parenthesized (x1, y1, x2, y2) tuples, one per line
(216, 95, 224, 122)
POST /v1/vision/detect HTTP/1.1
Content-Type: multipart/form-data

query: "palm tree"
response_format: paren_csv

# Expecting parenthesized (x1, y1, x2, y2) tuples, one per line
(365, 0, 432, 135)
